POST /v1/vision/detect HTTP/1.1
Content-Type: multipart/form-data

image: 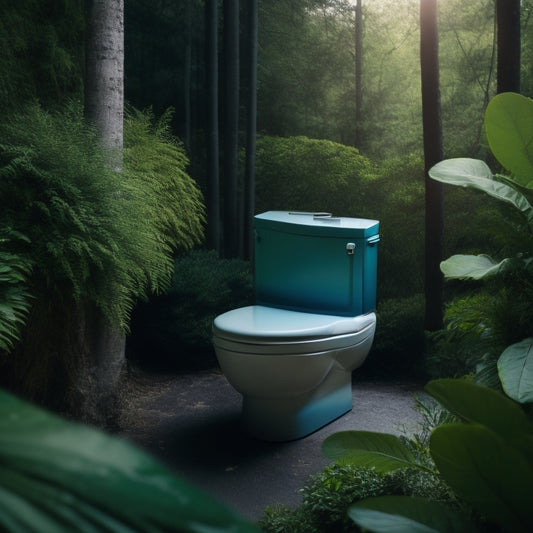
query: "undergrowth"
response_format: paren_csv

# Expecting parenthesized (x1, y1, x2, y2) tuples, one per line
(259, 398, 460, 533)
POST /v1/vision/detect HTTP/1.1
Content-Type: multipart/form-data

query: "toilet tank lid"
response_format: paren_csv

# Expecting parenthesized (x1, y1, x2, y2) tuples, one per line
(213, 305, 376, 339)
(254, 211, 379, 238)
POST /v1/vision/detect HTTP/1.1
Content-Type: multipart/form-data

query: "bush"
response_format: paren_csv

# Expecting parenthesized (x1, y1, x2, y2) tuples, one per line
(367, 293, 426, 379)
(300, 465, 392, 532)
(425, 291, 501, 380)
(259, 462, 455, 533)
(255, 135, 378, 219)
(127, 249, 253, 371)
(259, 466, 391, 533)
(426, 268, 533, 382)
(372, 155, 425, 300)
(254, 141, 426, 301)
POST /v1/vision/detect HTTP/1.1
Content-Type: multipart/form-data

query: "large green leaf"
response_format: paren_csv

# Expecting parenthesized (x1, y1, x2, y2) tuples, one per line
(429, 157, 492, 181)
(348, 496, 477, 533)
(498, 338, 533, 404)
(485, 92, 533, 188)
(321, 430, 420, 473)
(428, 158, 533, 223)
(425, 379, 533, 441)
(430, 423, 533, 533)
(0, 390, 259, 533)
(440, 254, 511, 280)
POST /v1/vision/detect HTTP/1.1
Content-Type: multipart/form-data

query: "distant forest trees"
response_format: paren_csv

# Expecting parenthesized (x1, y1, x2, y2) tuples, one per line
(123, 0, 533, 159)
(123, 0, 533, 259)
(3, 1, 533, 228)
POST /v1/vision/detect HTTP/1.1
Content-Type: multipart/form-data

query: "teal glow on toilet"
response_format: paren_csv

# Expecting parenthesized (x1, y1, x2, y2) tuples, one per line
(213, 211, 379, 441)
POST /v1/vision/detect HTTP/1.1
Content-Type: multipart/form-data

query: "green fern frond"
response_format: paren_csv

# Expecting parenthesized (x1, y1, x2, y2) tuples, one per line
(0, 231, 33, 353)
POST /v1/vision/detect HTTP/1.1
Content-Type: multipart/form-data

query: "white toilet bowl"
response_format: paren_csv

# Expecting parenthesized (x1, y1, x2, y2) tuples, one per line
(213, 306, 376, 441)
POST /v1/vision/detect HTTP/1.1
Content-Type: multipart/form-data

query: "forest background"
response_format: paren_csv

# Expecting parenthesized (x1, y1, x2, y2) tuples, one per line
(1, 0, 533, 413)
(3, 2, 533, 531)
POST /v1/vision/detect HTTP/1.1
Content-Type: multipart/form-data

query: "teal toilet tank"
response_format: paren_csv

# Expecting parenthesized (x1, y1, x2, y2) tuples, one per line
(254, 211, 379, 317)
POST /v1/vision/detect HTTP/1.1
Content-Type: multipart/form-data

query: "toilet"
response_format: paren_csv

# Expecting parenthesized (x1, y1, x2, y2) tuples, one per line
(213, 211, 379, 441)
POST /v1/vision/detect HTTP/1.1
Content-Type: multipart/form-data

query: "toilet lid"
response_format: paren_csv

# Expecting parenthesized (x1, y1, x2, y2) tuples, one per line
(213, 305, 375, 341)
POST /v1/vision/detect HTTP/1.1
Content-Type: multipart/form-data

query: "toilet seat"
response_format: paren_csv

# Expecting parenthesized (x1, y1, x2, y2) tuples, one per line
(213, 306, 376, 355)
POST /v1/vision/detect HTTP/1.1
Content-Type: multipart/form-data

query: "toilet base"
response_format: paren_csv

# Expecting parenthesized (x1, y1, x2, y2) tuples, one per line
(241, 367, 352, 441)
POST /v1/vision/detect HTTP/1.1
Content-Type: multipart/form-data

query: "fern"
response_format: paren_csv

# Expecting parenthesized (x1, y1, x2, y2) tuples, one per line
(123, 106, 205, 251)
(0, 102, 205, 332)
(0, 231, 32, 352)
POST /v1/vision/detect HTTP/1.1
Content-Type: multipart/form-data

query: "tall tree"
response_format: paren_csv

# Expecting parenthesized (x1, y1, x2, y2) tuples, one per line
(85, 0, 124, 167)
(354, 0, 363, 148)
(183, 0, 193, 152)
(84, 0, 125, 412)
(496, 0, 521, 93)
(243, 0, 258, 259)
(205, 0, 220, 252)
(420, 0, 444, 330)
(222, 0, 239, 257)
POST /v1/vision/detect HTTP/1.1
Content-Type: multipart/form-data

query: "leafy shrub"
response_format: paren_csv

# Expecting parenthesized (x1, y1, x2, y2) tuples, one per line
(368, 293, 426, 378)
(127, 249, 253, 370)
(324, 379, 533, 532)
(372, 155, 425, 300)
(259, 466, 390, 533)
(259, 462, 456, 533)
(0, 2, 84, 118)
(299, 465, 392, 532)
(258, 505, 312, 533)
(255, 135, 378, 218)
(425, 291, 503, 380)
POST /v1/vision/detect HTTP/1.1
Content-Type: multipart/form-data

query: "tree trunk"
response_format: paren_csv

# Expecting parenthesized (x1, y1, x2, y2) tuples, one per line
(84, 0, 124, 169)
(354, 0, 363, 148)
(83, 0, 125, 421)
(243, 0, 258, 260)
(0, 1, 125, 424)
(184, 0, 192, 152)
(496, 0, 521, 94)
(222, 0, 240, 258)
(206, 0, 220, 253)
(420, 0, 444, 331)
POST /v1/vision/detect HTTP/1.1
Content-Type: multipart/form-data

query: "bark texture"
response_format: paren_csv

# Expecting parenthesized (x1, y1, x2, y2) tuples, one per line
(496, 0, 521, 94)
(243, 0, 258, 260)
(84, 0, 124, 165)
(420, 0, 444, 331)
(205, 0, 220, 252)
(83, 0, 125, 422)
(222, 0, 239, 258)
